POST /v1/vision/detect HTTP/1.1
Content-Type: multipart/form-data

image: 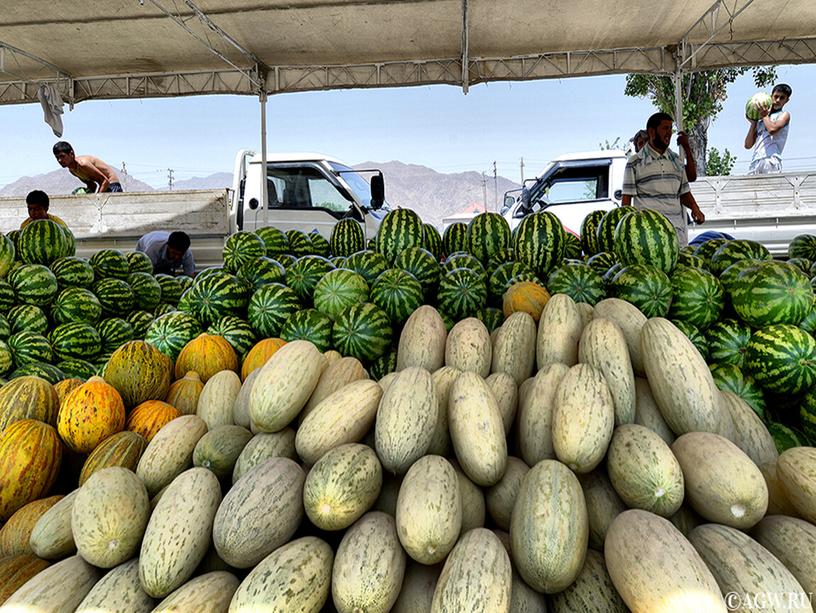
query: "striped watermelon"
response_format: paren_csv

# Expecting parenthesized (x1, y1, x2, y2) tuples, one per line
(127, 250, 154, 274)
(308, 230, 331, 258)
(331, 256, 347, 268)
(443, 222, 468, 257)
(180, 271, 248, 324)
(128, 272, 162, 311)
(0, 314, 10, 340)
(800, 391, 816, 443)
(422, 224, 443, 260)
(344, 250, 389, 285)
(330, 219, 366, 257)
(49, 322, 102, 361)
(443, 252, 486, 279)
(586, 251, 618, 275)
(677, 251, 707, 269)
(580, 210, 606, 256)
(669, 265, 724, 329)
(375, 209, 424, 264)
(546, 263, 605, 305)
(58, 358, 96, 380)
(787, 257, 812, 275)
(255, 226, 289, 257)
(126, 310, 154, 339)
(709, 363, 766, 418)
(176, 275, 194, 293)
(93, 278, 135, 315)
(509, 271, 542, 288)
(0, 234, 15, 278)
(745, 324, 816, 394)
(11, 264, 59, 307)
(609, 264, 673, 317)
(236, 257, 286, 291)
(368, 348, 397, 380)
(705, 319, 751, 367)
(767, 422, 805, 453)
(719, 259, 764, 295)
(153, 303, 176, 317)
(602, 262, 624, 286)
(247, 283, 300, 337)
(487, 247, 516, 271)
(52, 287, 103, 325)
(50, 256, 95, 288)
(60, 225, 76, 257)
(207, 316, 257, 357)
(8, 305, 49, 335)
(595, 207, 634, 254)
(312, 268, 370, 321)
(10, 363, 65, 384)
(0, 340, 11, 375)
(280, 309, 333, 351)
(489, 261, 534, 303)
(286, 229, 314, 256)
(476, 307, 504, 333)
(671, 319, 709, 359)
(145, 311, 203, 360)
(564, 232, 582, 259)
(155, 274, 183, 305)
(16, 219, 69, 265)
(694, 237, 729, 263)
(97, 318, 135, 354)
(731, 261, 813, 327)
(370, 268, 424, 324)
(393, 247, 440, 296)
(223, 231, 267, 274)
(788, 234, 816, 261)
(332, 302, 393, 362)
(800, 300, 816, 334)
(613, 208, 679, 273)
(90, 249, 130, 279)
(8, 331, 53, 367)
(195, 267, 224, 283)
(286, 255, 335, 302)
(514, 211, 566, 277)
(467, 212, 511, 265)
(438, 267, 488, 319)
(0, 280, 15, 311)
(710, 239, 772, 276)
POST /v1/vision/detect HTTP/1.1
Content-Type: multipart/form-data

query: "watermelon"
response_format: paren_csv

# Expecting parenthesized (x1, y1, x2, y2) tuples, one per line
(276, 253, 296, 270)
(595, 207, 634, 254)
(514, 211, 566, 278)
(255, 226, 289, 257)
(332, 302, 393, 363)
(719, 259, 764, 295)
(128, 272, 162, 311)
(51, 287, 103, 325)
(96, 318, 135, 355)
(50, 256, 95, 288)
(49, 322, 102, 361)
(476, 307, 504, 333)
(710, 239, 771, 276)
(368, 348, 397, 380)
(709, 363, 766, 418)
(745, 324, 816, 394)
(155, 274, 183, 305)
(393, 247, 440, 296)
(745, 91, 773, 120)
(11, 264, 59, 307)
(546, 263, 605, 305)
(705, 319, 751, 367)
(247, 283, 300, 337)
(195, 267, 224, 283)
(466, 212, 511, 265)
(564, 232, 582, 260)
(0, 314, 11, 340)
(127, 250, 154, 274)
(370, 268, 424, 324)
(286, 255, 335, 302)
(669, 265, 724, 329)
(9, 363, 65, 384)
(0, 340, 11, 375)
(279, 309, 333, 352)
(586, 251, 618, 275)
(236, 256, 286, 291)
(580, 210, 606, 256)
(787, 257, 812, 275)
(800, 300, 816, 334)
(176, 275, 194, 293)
(8, 331, 53, 367)
(126, 310, 154, 339)
(8, 305, 49, 335)
(223, 231, 267, 274)
(153, 303, 176, 317)
(789, 234, 816, 261)
(207, 316, 257, 357)
(57, 358, 96, 380)
(330, 219, 366, 257)
(694, 238, 729, 263)
(767, 422, 804, 453)
(145, 311, 203, 360)
(312, 268, 370, 321)
(0, 234, 15, 278)
(613, 208, 679, 274)
(602, 262, 624, 286)
(286, 229, 314, 256)
(487, 248, 516, 271)
(672, 319, 708, 359)
(440, 311, 455, 332)
(489, 261, 534, 303)
(609, 264, 673, 317)
(375, 209, 424, 264)
(93, 278, 135, 315)
(438, 267, 488, 320)
(0, 280, 15, 311)
(343, 250, 389, 285)
(731, 261, 813, 327)
(677, 252, 707, 269)
(308, 230, 331, 258)
(799, 390, 816, 443)
(443, 252, 487, 279)
(422, 224, 443, 260)
(16, 219, 69, 265)
(90, 249, 130, 280)
(443, 222, 468, 257)
(179, 271, 248, 324)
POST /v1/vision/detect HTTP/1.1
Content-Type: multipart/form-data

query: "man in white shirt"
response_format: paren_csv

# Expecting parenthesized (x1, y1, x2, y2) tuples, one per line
(745, 84, 791, 174)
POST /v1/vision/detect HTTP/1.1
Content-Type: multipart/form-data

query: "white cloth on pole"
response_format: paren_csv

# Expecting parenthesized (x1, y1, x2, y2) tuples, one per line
(37, 83, 64, 137)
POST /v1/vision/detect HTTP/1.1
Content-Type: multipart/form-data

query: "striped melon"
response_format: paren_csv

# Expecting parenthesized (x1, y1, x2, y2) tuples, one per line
(442, 222, 468, 256)
(492, 311, 536, 384)
(0, 496, 62, 557)
(776, 446, 816, 524)
(453, 463, 486, 533)
(75, 558, 155, 612)
(549, 549, 628, 613)
(485, 372, 518, 434)
(751, 515, 816, 597)
(517, 363, 569, 467)
(0, 375, 59, 431)
(718, 390, 777, 467)
(302, 355, 367, 418)
(535, 293, 582, 369)
(634, 377, 675, 444)
(596, 206, 634, 254)
(136, 415, 209, 496)
(485, 456, 529, 531)
(0, 554, 52, 605)
(578, 468, 627, 552)
(192, 425, 253, 481)
(79, 430, 147, 486)
(593, 297, 648, 375)
(196, 370, 241, 429)
(232, 429, 297, 483)
(153, 571, 238, 613)
(2, 555, 100, 611)
(29, 489, 79, 560)
(396, 305, 447, 372)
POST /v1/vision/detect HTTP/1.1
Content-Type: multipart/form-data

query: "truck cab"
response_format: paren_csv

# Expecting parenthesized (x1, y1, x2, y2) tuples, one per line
(231, 150, 389, 240)
(502, 151, 628, 234)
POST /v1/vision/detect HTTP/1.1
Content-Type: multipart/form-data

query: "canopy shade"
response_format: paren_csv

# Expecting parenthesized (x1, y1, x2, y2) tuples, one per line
(1, 0, 815, 105)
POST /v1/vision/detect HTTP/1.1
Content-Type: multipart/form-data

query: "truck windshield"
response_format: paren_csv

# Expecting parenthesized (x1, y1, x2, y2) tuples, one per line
(329, 162, 388, 210)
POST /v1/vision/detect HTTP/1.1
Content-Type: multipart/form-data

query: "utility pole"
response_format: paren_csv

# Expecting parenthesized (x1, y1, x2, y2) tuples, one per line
(493, 161, 498, 210)
(520, 157, 525, 183)
(167, 168, 175, 190)
(121, 161, 127, 176)
(481, 172, 488, 211)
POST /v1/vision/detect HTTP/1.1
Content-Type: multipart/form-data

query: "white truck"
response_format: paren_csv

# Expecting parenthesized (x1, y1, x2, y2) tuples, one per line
(492, 150, 816, 256)
(0, 151, 389, 270)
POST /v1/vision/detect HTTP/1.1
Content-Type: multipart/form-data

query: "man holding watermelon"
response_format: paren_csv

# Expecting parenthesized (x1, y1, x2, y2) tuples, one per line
(744, 84, 792, 174)
(621, 112, 705, 246)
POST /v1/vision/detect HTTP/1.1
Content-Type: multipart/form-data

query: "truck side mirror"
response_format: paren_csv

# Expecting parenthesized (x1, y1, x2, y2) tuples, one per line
(370, 173, 385, 210)
(248, 198, 259, 210)
(614, 190, 622, 200)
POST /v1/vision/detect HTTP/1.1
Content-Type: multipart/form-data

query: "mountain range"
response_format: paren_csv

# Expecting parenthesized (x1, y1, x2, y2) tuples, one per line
(0, 162, 520, 227)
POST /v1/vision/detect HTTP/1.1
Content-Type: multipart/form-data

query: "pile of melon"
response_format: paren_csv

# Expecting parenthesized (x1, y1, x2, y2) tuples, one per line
(0, 293, 814, 612)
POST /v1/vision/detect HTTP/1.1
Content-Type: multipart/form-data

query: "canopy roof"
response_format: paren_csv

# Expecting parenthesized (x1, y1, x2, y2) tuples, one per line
(2, 0, 815, 105)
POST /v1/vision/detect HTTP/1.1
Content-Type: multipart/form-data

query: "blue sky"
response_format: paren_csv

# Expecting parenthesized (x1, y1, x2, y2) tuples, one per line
(1, 63, 813, 188)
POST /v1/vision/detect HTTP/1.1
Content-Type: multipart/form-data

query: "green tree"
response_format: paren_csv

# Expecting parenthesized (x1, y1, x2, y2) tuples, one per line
(706, 147, 737, 176)
(598, 137, 623, 151)
(625, 67, 777, 176)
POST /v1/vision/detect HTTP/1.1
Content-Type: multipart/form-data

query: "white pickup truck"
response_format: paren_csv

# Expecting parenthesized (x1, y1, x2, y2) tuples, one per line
(0, 150, 388, 270)
(494, 150, 816, 256)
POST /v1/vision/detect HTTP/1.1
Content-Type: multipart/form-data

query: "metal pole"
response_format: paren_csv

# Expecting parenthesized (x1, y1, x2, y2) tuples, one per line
(260, 91, 268, 228)
(674, 67, 685, 163)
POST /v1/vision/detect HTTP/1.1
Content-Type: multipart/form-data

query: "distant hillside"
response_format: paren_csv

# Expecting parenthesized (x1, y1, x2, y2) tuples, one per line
(173, 173, 232, 190)
(0, 168, 154, 197)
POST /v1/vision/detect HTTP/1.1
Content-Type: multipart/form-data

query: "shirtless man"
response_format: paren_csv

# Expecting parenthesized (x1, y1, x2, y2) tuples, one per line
(53, 141, 124, 193)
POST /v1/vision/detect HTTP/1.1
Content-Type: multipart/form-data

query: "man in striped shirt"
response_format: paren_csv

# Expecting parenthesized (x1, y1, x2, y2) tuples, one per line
(621, 112, 705, 246)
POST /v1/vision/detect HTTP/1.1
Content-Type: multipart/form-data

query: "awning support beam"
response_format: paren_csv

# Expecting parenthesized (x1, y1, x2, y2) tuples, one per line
(461, 0, 469, 93)
(679, 0, 757, 69)
(0, 41, 72, 79)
